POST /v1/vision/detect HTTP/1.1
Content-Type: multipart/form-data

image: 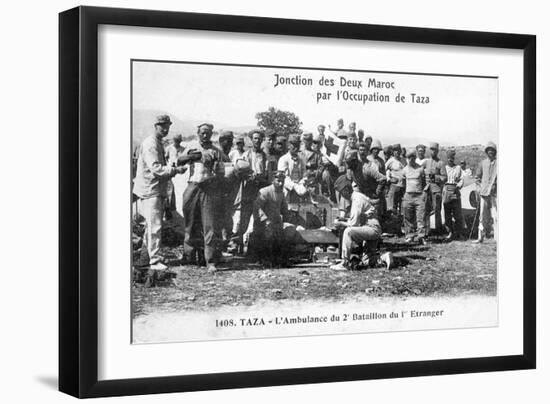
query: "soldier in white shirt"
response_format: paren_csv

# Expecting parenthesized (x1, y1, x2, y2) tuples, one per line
(133, 115, 186, 270)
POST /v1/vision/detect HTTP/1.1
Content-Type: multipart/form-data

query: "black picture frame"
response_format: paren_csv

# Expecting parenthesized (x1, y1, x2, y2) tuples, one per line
(59, 6, 536, 398)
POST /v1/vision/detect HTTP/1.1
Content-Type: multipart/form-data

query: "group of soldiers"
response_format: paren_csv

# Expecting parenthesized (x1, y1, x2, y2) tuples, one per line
(133, 115, 497, 272)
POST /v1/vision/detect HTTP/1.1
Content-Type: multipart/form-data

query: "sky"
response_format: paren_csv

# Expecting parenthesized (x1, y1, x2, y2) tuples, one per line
(132, 60, 498, 147)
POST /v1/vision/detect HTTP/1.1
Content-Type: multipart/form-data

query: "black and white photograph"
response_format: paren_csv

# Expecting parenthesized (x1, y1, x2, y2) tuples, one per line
(130, 60, 498, 343)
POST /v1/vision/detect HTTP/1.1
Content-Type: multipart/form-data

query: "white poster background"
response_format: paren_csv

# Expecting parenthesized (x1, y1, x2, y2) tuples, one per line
(98, 25, 523, 381)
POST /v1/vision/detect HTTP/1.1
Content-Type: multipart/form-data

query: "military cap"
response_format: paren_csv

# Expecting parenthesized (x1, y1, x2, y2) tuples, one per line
(302, 132, 313, 141)
(392, 143, 402, 151)
(485, 141, 497, 153)
(155, 114, 172, 125)
(364, 134, 373, 142)
(357, 141, 368, 149)
(219, 130, 234, 140)
(346, 131, 357, 139)
(234, 134, 246, 143)
(416, 144, 426, 150)
(273, 170, 286, 179)
(383, 145, 392, 154)
(197, 123, 214, 131)
(317, 124, 326, 130)
(406, 148, 417, 158)
(173, 134, 183, 142)
(344, 150, 359, 163)
(337, 118, 344, 124)
(446, 149, 457, 158)
(370, 139, 383, 150)
(288, 134, 301, 145)
(429, 142, 439, 150)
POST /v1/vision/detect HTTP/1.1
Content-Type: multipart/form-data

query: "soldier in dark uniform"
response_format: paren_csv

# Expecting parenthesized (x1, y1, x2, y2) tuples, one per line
(178, 123, 225, 271)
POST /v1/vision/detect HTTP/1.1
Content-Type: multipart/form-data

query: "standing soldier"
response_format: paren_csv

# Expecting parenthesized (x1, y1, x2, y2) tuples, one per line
(165, 133, 187, 215)
(367, 139, 385, 174)
(443, 149, 465, 240)
(368, 139, 387, 216)
(263, 129, 279, 182)
(402, 148, 427, 244)
(133, 115, 186, 270)
(385, 144, 405, 215)
(277, 134, 308, 204)
(218, 130, 234, 160)
(229, 133, 247, 162)
(424, 142, 447, 235)
(230, 130, 268, 252)
(217, 130, 236, 251)
(178, 123, 226, 271)
(473, 141, 498, 243)
(312, 132, 337, 202)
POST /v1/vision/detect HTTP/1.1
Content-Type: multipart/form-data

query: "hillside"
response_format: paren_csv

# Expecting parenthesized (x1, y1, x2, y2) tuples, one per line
(132, 109, 256, 149)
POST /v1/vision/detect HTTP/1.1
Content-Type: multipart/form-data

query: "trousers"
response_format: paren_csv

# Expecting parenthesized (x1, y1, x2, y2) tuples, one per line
(341, 224, 381, 260)
(249, 222, 297, 263)
(182, 182, 222, 264)
(443, 197, 465, 236)
(425, 190, 443, 233)
(386, 184, 404, 213)
(479, 194, 498, 237)
(138, 196, 164, 265)
(402, 192, 426, 238)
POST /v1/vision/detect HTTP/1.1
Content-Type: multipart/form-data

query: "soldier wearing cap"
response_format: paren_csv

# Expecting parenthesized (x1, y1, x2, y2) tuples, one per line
(385, 144, 406, 214)
(277, 134, 308, 204)
(423, 142, 447, 235)
(262, 129, 280, 181)
(473, 141, 498, 243)
(178, 123, 226, 271)
(443, 149, 465, 240)
(367, 139, 385, 175)
(402, 148, 427, 244)
(133, 115, 187, 271)
(230, 130, 268, 253)
(249, 171, 297, 266)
